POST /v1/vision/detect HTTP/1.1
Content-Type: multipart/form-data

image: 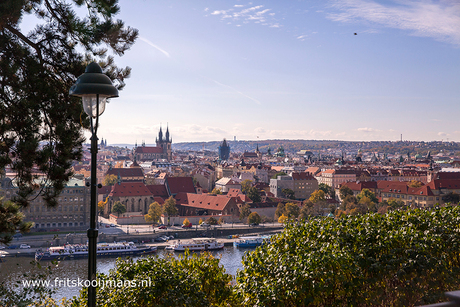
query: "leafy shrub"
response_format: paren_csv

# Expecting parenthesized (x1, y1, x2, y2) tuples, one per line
(236, 206, 460, 306)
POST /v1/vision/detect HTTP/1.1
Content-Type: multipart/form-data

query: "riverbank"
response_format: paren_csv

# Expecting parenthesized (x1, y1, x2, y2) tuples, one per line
(0, 226, 282, 258)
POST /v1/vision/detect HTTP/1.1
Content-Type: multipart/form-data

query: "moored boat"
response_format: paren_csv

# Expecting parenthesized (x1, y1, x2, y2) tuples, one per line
(35, 242, 156, 261)
(167, 238, 224, 252)
(233, 236, 265, 248)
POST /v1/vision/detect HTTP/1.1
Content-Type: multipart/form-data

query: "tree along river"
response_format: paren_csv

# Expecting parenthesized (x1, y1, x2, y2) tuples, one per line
(0, 246, 249, 301)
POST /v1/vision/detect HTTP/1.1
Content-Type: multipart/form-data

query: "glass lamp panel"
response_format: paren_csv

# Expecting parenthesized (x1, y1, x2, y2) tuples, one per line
(82, 95, 107, 118)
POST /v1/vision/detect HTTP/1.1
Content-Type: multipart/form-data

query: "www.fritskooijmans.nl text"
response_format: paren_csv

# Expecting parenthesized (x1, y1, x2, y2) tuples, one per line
(22, 278, 152, 289)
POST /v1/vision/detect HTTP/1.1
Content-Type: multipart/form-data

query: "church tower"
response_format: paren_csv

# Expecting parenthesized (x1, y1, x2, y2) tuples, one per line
(156, 124, 172, 161)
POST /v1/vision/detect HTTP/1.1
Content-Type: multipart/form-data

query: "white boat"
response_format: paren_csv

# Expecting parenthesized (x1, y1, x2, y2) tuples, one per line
(233, 236, 265, 248)
(35, 242, 156, 261)
(167, 238, 224, 252)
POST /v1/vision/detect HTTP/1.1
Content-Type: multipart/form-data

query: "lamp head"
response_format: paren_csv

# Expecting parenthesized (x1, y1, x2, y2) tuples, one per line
(69, 62, 119, 117)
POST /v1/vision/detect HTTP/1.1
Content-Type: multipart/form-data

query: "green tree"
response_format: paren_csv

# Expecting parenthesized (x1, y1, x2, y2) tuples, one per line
(408, 180, 423, 188)
(318, 183, 335, 198)
(144, 202, 162, 224)
(0, 0, 137, 208)
(239, 204, 252, 222)
(237, 206, 460, 306)
(285, 202, 300, 219)
(443, 192, 460, 204)
(103, 174, 118, 186)
(111, 201, 126, 217)
(357, 188, 379, 204)
(0, 198, 32, 245)
(206, 216, 218, 225)
(247, 187, 261, 203)
(163, 196, 178, 225)
(281, 188, 295, 200)
(71, 252, 238, 306)
(309, 190, 326, 204)
(248, 212, 261, 225)
(211, 188, 222, 195)
(275, 202, 285, 219)
(241, 179, 253, 194)
(339, 185, 354, 200)
(299, 200, 321, 219)
(272, 172, 287, 179)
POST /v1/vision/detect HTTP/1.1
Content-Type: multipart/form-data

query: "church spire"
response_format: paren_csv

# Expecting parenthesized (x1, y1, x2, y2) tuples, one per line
(158, 124, 163, 142)
(165, 123, 170, 142)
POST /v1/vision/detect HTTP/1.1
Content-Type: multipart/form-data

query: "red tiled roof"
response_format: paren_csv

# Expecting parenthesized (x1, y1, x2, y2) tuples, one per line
(407, 186, 434, 196)
(291, 172, 315, 180)
(146, 184, 169, 198)
(166, 177, 196, 194)
(426, 179, 460, 190)
(109, 182, 153, 197)
(176, 193, 235, 211)
(106, 167, 144, 178)
(135, 146, 163, 154)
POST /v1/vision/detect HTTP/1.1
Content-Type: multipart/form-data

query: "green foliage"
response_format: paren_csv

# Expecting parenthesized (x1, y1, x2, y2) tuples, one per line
(0, 0, 137, 208)
(111, 201, 126, 217)
(206, 216, 218, 225)
(71, 253, 239, 306)
(103, 174, 118, 186)
(241, 179, 253, 194)
(272, 172, 287, 179)
(239, 204, 252, 221)
(211, 188, 222, 195)
(0, 198, 32, 245)
(237, 206, 460, 306)
(309, 190, 326, 204)
(275, 202, 285, 219)
(144, 202, 162, 223)
(247, 187, 261, 203)
(248, 212, 261, 225)
(339, 185, 354, 200)
(163, 196, 178, 217)
(281, 188, 295, 200)
(357, 188, 379, 204)
(443, 192, 460, 204)
(284, 202, 300, 219)
(299, 200, 322, 219)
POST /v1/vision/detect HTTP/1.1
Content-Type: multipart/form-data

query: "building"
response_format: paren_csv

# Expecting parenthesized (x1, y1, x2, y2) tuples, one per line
(10, 176, 91, 230)
(218, 139, 230, 160)
(316, 169, 356, 189)
(270, 172, 318, 200)
(134, 126, 172, 161)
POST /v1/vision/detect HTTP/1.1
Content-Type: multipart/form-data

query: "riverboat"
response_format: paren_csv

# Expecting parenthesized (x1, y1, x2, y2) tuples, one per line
(35, 242, 156, 261)
(167, 238, 224, 252)
(233, 236, 265, 248)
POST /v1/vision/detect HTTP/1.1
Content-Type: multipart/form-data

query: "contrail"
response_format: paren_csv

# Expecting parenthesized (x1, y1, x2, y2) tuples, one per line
(138, 37, 170, 58)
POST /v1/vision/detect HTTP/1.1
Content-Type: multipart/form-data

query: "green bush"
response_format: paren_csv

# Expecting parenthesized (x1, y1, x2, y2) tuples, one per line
(70, 252, 238, 307)
(236, 206, 460, 306)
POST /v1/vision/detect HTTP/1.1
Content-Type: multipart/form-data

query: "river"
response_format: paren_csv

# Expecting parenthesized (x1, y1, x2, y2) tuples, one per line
(0, 246, 250, 301)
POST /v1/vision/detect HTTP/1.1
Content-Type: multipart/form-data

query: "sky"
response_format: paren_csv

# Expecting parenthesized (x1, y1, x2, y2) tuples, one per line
(29, 0, 460, 144)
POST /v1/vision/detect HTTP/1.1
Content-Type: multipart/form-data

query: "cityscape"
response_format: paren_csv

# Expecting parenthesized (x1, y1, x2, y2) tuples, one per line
(3, 0, 460, 306)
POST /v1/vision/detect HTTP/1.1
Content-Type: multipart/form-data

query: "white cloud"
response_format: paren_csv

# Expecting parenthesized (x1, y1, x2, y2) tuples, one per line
(209, 4, 280, 28)
(138, 37, 170, 58)
(438, 132, 449, 137)
(357, 127, 381, 132)
(328, 0, 460, 46)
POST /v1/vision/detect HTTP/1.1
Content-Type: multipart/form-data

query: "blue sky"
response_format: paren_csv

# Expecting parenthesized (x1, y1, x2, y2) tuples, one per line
(31, 1, 460, 144)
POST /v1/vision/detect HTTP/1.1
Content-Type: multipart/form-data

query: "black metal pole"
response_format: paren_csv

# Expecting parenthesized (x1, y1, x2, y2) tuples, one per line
(88, 97, 99, 307)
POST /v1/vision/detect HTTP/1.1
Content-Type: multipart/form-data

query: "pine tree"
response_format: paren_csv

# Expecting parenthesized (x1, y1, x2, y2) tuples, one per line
(0, 0, 138, 208)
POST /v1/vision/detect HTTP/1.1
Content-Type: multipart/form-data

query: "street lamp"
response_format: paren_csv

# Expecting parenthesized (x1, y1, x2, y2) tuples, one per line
(69, 62, 118, 307)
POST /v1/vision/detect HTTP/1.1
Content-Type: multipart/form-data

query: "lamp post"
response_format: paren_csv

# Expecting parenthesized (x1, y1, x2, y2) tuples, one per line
(69, 62, 118, 307)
